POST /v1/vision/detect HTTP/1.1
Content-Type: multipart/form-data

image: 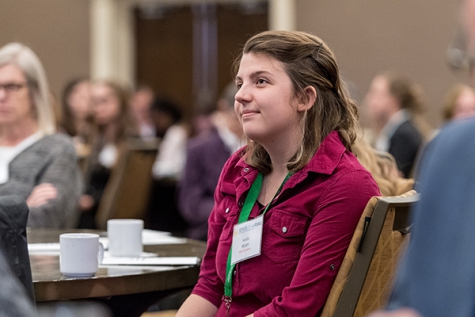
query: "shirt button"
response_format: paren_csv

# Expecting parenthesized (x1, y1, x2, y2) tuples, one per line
(238, 201, 243, 207)
(233, 270, 236, 275)
(282, 227, 288, 233)
(225, 208, 230, 213)
(243, 168, 249, 172)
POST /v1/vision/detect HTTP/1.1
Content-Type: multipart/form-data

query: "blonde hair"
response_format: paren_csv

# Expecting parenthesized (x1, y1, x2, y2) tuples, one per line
(0, 43, 55, 135)
(234, 30, 359, 174)
(442, 83, 475, 121)
(352, 137, 412, 196)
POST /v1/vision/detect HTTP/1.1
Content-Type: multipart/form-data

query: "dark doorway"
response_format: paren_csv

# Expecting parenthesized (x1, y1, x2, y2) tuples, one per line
(134, 2, 268, 121)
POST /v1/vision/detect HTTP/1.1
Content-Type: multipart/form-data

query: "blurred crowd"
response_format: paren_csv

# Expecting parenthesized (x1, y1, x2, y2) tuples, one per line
(1, 36, 475, 242)
(1, 1, 475, 314)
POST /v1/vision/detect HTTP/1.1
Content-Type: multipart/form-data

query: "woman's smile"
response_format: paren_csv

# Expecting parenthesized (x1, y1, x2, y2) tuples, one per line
(241, 109, 260, 119)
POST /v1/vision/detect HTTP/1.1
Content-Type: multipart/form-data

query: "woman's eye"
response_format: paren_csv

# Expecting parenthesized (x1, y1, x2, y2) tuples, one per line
(257, 79, 268, 85)
(236, 83, 242, 90)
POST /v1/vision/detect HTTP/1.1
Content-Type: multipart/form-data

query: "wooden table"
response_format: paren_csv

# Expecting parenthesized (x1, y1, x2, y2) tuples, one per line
(28, 229, 206, 317)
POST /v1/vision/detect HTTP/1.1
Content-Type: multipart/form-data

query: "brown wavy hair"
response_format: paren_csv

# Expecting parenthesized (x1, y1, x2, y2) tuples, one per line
(379, 71, 432, 140)
(91, 80, 137, 143)
(233, 30, 359, 174)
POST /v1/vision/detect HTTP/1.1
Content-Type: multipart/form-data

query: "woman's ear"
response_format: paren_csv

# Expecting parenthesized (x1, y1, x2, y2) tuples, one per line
(297, 86, 317, 112)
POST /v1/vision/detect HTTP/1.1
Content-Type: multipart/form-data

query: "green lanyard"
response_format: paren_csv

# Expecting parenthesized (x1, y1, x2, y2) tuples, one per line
(223, 171, 292, 309)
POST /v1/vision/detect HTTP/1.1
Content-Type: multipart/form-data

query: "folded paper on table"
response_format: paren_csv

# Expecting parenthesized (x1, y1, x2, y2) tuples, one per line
(142, 230, 186, 245)
(101, 256, 201, 266)
(103, 251, 156, 258)
(28, 238, 109, 254)
(142, 229, 171, 237)
(28, 230, 185, 254)
(28, 243, 60, 253)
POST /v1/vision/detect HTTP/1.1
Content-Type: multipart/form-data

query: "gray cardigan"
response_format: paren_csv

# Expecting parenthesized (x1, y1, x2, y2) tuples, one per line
(0, 133, 82, 228)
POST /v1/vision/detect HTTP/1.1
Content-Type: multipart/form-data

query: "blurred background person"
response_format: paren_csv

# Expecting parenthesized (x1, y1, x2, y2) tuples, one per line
(77, 80, 137, 229)
(59, 77, 93, 161)
(151, 96, 188, 180)
(441, 83, 475, 122)
(368, 0, 475, 316)
(0, 42, 82, 228)
(364, 72, 432, 178)
(352, 137, 414, 197)
(178, 83, 244, 241)
(146, 96, 189, 235)
(130, 84, 156, 140)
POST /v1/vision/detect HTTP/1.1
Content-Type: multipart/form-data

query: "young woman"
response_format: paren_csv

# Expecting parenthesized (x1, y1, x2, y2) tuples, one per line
(77, 80, 137, 228)
(176, 31, 380, 317)
(59, 78, 93, 158)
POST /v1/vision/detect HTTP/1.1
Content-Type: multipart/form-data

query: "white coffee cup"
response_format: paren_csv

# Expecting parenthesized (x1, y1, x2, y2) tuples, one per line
(107, 219, 143, 257)
(60, 233, 104, 277)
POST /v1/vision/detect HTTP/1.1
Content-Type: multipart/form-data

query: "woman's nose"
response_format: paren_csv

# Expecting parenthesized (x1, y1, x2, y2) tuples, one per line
(235, 85, 250, 104)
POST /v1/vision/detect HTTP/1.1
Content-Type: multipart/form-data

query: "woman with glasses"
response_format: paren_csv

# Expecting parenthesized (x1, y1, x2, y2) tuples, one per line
(0, 42, 82, 228)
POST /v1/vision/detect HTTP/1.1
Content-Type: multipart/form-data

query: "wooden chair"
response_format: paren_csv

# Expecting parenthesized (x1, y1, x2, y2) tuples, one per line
(321, 190, 418, 317)
(95, 138, 159, 229)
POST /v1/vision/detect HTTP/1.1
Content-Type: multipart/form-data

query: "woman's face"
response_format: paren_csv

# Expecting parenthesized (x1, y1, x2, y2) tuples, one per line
(92, 83, 121, 126)
(0, 64, 34, 127)
(364, 76, 400, 129)
(68, 81, 92, 120)
(234, 53, 302, 145)
(453, 88, 475, 120)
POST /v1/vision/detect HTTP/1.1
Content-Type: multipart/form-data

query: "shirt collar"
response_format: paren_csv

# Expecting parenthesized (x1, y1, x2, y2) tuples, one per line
(301, 130, 346, 175)
(235, 130, 347, 177)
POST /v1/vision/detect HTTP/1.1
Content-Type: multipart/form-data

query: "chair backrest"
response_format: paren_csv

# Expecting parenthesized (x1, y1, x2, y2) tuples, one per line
(321, 190, 418, 317)
(0, 195, 35, 303)
(95, 138, 158, 229)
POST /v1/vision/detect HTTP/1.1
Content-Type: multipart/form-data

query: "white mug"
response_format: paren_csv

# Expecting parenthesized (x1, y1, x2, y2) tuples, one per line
(60, 233, 104, 277)
(107, 219, 143, 257)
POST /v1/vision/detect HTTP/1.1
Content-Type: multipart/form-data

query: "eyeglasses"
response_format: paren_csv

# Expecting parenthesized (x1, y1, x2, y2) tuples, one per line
(0, 82, 27, 94)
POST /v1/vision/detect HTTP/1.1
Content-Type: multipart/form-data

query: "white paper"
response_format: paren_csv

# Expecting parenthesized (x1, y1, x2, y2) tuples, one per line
(141, 230, 186, 245)
(28, 243, 60, 252)
(28, 237, 109, 254)
(101, 256, 200, 266)
(28, 230, 185, 255)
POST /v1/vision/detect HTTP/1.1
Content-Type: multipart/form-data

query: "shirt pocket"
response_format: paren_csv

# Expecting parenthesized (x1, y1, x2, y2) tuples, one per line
(263, 210, 308, 263)
(218, 199, 239, 242)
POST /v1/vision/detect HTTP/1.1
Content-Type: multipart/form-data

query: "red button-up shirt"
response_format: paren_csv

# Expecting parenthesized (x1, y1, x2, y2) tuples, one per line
(192, 131, 380, 316)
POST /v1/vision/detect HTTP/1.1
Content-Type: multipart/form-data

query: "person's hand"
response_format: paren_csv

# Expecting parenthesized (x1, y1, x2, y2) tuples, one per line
(78, 195, 95, 211)
(26, 183, 58, 208)
(367, 308, 422, 317)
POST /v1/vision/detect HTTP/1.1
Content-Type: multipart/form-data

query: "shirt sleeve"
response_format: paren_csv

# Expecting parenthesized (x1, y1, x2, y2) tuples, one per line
(178, 142, 215, 227)
(190, 155, 237, 309)
(27, 141, 83, 229)
(255, 170, 380, 317)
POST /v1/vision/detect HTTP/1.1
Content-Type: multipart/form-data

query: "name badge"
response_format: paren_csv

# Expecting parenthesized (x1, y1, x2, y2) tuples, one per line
(231, 215, 263, 265)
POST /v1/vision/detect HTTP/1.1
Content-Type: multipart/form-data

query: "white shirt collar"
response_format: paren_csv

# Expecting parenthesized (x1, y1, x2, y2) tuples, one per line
(0, 131, 44, 184)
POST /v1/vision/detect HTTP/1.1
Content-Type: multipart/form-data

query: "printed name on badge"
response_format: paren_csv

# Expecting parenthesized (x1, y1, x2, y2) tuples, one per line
(231, 215, 264, 265)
